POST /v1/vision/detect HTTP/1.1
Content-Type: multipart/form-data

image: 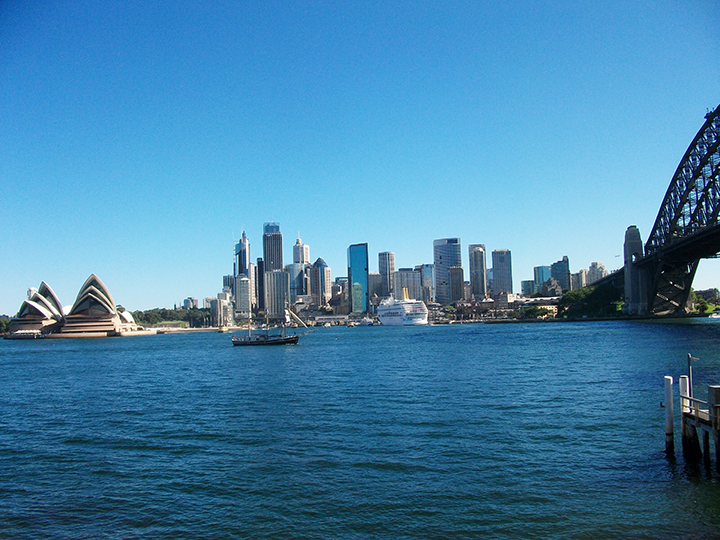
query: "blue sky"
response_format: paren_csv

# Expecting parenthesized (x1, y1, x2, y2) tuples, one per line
(1, 1, 718, 314)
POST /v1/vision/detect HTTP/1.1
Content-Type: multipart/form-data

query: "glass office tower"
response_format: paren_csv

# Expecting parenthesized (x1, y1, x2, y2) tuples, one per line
(433, 238, 461, 306)
(347, 243, 369, 314)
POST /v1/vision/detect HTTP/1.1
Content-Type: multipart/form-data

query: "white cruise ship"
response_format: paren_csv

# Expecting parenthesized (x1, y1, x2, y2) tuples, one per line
(377, 291, 429, 326)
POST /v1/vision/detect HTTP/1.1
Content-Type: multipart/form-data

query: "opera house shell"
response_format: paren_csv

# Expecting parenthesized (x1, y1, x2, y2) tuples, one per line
(7, 274, 140, 338)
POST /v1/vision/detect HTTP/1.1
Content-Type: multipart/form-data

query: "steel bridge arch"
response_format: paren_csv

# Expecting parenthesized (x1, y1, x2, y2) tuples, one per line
(642, 104, 720, 315)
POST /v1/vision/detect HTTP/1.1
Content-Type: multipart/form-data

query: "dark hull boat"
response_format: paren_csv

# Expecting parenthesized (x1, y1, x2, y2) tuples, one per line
(232, 308, 311, 346)
(232, 333, 299, 346)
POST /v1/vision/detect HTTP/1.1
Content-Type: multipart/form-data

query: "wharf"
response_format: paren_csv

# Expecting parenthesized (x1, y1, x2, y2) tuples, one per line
(664, 355, 720, 469)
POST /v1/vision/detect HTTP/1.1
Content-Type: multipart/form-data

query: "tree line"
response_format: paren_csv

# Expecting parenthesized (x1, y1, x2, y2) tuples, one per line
(131, 308, 211, 328)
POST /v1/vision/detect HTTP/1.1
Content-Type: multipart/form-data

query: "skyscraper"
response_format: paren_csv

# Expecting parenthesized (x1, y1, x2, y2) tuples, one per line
(533, 265, 551, 293)
(234, 230, 251, 277)
(415, 263, 435, 304)
(293, 236, 310, 264)
(393, 268, 422, 300)
(286, 263, 306, 303)
(264, 269, 289, 319)
(256, 257, 265, 311)
(551, 256, 571, 292)
(347, 243, 369, 314)
(309, 257, 332, 306)
(378, 251, 395, 298)
(263, 222, 283, 272)
(491, 249, 513, 294)
(448, 266, 465, 303)
(468, 244, 488, 300)
(433, 238, 461, 306)
(588, 262, 608, 284)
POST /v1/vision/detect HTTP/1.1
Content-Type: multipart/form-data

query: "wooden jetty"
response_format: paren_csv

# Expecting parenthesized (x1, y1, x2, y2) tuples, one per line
(664, 354, 720, 469)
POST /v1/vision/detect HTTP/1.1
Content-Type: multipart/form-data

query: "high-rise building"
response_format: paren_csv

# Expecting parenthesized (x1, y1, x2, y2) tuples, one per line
(263, 222, 283, 272)
(264, 269, 289, 319)
(448, 266, 465, 303)
(293, 237, 310, 265)
(533, 266, 551, 293)
(368, 272, 383, 301)
(433, 238, 461, 306)
(394, 268, 422, 300)
(415, 264, 435, 304)
(310, 258, 332, 306)
(347, 243, 369, 314)
(588, 262, 608, 284)
(492, 249, 513, 295)
(286, 263, 306, 303)
(256, 258, 265, 311)
(234, 276, 252, 318)
(551, 256, 571, 292)
(521, 280, 534, 296)
(378, 252, 395, 298)
(468, 244, 488, 300)
(235, 231, 251, 277)
(571, 269, 588, 290)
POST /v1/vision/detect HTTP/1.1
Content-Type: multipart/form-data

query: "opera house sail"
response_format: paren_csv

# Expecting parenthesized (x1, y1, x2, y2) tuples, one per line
(7, 274, 140, 339)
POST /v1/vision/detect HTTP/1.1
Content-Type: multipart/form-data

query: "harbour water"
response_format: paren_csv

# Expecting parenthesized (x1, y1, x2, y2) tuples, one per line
(2, 320, 720, 539)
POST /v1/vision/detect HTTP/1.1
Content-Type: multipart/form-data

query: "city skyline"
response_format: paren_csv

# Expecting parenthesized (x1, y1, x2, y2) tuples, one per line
(1, 2, 719, 314)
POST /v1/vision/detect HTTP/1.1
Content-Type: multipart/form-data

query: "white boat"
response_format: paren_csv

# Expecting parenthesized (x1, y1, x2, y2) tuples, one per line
(377, 290, 428, 326)
(709, 312, 720, 319)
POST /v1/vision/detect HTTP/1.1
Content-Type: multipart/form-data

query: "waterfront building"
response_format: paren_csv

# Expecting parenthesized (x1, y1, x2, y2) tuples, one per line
(309, 258, 332, 306)
(433, 238, 462, 306)
(415, 264, 435, 304)
(551, 256, 571, 292)
(264, 269, 290, 319)
(521, 280, 534, 296)
(235, 230, 251, 277)
(286, 263, 306, 303)
(448, 266, 465, 304)
(378, 251, 395, 297)
(533, 266, 551, 293)
(203, 297, 215, 310)
(492, 249, 513, 295)
(393, 268, 422, 300)
(571, 269, 588, 290)
(468, 244, 488, 299)
(234, 276, 252, 319)
(588, 262, 608, 284)
(347, 243, 369, 314)
(293, 236, 310, 265)
(263, 222, 283, 272)
(8, 274, 140, 337)
(8, 281, 64, 335)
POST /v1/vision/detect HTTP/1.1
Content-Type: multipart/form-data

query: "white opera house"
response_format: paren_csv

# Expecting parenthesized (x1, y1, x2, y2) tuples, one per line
(7, 274, 144, 338)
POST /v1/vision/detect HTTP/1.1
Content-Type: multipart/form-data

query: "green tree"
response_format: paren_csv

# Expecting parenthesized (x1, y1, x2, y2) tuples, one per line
(557, 283, 623, 318)
(522, 306, 551, 319)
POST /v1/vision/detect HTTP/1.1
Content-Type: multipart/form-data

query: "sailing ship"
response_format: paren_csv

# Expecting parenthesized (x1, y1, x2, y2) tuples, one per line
(232, 308, 312, 346)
